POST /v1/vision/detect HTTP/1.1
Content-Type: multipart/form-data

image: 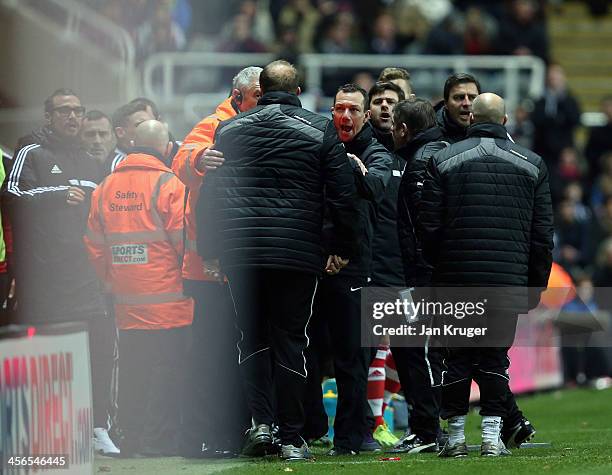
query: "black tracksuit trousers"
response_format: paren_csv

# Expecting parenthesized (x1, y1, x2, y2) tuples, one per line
(390, 341, 442, 443)
(181, 280, 249, 455)
(226, 268, 318, 447)
(305, 274, 371, 452)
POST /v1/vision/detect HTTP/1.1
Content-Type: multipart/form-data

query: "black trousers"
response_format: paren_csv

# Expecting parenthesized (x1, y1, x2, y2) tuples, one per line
(89, 312, 117, 429)
(306, 274, 370, 452)
(117, 326, 190, 455)
(441, 312, 518, 419)
(181, 280, 249, 455)
(226, 268, 318, 446)
(390, 340, 442, 443)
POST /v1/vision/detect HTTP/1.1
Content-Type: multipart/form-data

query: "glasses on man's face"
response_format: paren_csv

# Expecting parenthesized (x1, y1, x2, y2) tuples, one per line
(53, 106, 86, 118)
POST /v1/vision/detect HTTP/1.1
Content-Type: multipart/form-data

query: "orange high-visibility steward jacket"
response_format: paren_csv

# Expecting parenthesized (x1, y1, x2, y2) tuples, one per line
(172, 97, 238, 281)
(84, 150, 194, 330)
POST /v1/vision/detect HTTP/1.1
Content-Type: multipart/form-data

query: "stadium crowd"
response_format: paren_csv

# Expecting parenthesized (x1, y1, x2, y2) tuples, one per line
(1, 2, 612, 460)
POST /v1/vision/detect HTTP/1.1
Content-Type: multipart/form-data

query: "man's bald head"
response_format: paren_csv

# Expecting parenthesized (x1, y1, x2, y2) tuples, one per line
(470, 93, 507, 125)
(259, 60, 300, 94)
(133, 120, 170, 156)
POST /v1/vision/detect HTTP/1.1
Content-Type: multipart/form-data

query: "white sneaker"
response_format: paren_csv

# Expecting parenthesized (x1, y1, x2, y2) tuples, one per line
(93, 427, 120, 456)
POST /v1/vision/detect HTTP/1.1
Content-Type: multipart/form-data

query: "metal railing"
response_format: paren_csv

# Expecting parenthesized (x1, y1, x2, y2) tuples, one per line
(142, 52, 276, 103)
(2, 0, 136, 97)
(142, 52, 546, 118)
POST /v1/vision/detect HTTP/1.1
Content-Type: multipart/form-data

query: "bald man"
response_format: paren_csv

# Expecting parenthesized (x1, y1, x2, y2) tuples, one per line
(419, 93, 553, 457)
(197, 60, 359, 461)
(85, 119, 192, 457)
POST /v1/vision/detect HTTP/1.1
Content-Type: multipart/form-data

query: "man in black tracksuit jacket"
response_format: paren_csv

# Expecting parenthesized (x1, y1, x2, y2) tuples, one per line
(304, 83, 392, 455)
(391, 98, 450, 453)
(419, 94, 553, 456)
(3, 89, 115, 450)
(196, 61, 360, 459)
(434, 73, 535, 446)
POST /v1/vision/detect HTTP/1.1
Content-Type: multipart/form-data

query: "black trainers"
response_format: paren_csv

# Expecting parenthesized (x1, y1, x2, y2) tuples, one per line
(241, 423, 275, 457)
(502, 418, 536, 448)
(359, 432, 382, 452)
(326, 447, 357, 456)
(386, 434, 438, 454)
(438, 441, 468, 458)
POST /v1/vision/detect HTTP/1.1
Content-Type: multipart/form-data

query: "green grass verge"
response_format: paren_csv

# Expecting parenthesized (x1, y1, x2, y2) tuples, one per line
(95, 387, 612, 475)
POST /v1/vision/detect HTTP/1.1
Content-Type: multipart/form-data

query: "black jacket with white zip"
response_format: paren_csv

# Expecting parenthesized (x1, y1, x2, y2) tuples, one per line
(4, 130, 105, 322)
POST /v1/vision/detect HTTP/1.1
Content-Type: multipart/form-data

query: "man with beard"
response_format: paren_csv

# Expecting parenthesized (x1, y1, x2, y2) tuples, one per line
(4, 88, 118, 455)
(306, 83, 392, 455)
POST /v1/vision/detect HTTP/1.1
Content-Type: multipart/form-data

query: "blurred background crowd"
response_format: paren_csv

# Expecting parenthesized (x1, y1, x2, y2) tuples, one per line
(1, 0, 612, 387)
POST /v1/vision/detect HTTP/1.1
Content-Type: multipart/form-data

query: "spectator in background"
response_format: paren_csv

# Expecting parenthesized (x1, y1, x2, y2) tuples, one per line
(585, 96, 612, 182)
(497, 0, 549, 62)
(136, 0, 186, 62)
(591, 152, 612, 209)
(555, 199, 592, 271)
(563, 181, 591, 223)
(317, 11, 360, 54)
(277, 0, 321, 53)
(238, 0, 275, 46)
(378, 67, 413, 97)
(352, 71, 376, 94)
(550, 148, 587, 203)
(218, 12, 269, 53)
(424, 14, 463, 55)
(463, 6, 497, 55)
(588, 194, 612, 263)
(80, 110, 116, 168)
(368, 12, 401, 55)
(561, 273, 611, 386)
(531, 63, 581, 166)
(506, 100, 535, 150)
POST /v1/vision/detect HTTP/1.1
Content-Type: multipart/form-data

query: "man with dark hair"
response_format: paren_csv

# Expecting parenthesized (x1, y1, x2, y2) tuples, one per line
(420, 93, 553, 457)
(129, 97, 182, 162)
(130, 97, 161, 120)
(197, 60, 360, 462)
(378, 67, 413, 98)
(368, 81, 405, 151)
(363, 80, 404, 448)
(4, 88, 119, 455)
(304, 82, 392, 455)
(105, 102, 155, 175)
(389, 98, 449, 454)
(80, 110, 116, 165)
(434, 73, 536, 448)
(435, 73, 482, 143)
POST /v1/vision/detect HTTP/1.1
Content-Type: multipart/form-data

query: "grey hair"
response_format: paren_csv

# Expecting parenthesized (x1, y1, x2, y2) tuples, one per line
(232, 66, 263, 91)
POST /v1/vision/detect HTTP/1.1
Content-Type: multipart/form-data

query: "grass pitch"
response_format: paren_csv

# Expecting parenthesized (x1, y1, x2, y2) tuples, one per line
(95, 386, 612, 474)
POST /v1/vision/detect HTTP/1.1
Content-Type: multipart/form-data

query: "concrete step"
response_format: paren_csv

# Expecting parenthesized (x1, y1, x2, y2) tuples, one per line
(551, 48, 612, 61)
